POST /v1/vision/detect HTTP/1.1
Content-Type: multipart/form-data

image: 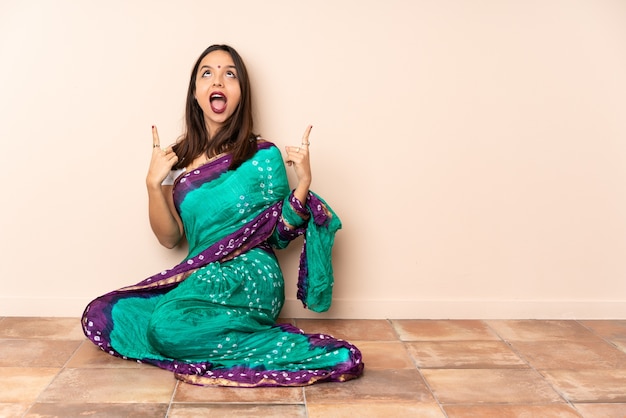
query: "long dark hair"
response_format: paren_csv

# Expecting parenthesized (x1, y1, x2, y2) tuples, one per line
(173, 44, 256, 170)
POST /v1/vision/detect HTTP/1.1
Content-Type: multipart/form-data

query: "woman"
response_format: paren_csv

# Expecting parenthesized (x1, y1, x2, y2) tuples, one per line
(81, 44, 363, 387)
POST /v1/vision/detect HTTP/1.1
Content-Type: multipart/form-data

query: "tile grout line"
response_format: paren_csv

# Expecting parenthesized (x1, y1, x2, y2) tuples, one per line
(21, 337, 87, 417)
(481, 320, 583, 415)
(165, 379, 180, 417)
(576, 319, 626, 354)
(569, 319, 626, 415)
(387, 319, 450, 418)
(302, 386, 309, 418)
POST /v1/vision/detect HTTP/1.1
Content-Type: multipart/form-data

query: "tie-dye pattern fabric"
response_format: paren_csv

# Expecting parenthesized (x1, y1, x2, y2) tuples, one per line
(81, 141, 363, 386)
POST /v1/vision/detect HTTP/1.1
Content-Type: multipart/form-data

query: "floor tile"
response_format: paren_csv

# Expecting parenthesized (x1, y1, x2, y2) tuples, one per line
(510, 339, 626, 369)
(173, 383, 304, 404)
(307, 402, 446, 418)
(579, 320, 626, 339)
(37, 368, 176, 403)
(406, 341, 527, 368)
(168, 403, 306, 417)
(294, 319, 397, 341)
(66, 340, 154, 369)
(542, 369, 626, 403)
(0, 339, 81, 367)
(355, 341, 415, 369)
(486, 320, 596, 341)
(305, 369, 434, 403)
(0, 403, 30, 418)
(2, 317, 626, 416)
(573, 403, 626, 417)
(0, 317, 84, 340)
(443, 404, 582, 417)
(0, 368, 60, 403)
(392, 320, 500, 341)
(422, 369, 564, 404)
(24, 402, 169, 417)
(580, 320, 626, 354)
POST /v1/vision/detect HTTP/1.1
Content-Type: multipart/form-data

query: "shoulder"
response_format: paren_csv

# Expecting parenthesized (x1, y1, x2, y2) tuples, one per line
(255, 137, 277, 150)
(254, 138, 282, 156)
(248, 139, 286, 172)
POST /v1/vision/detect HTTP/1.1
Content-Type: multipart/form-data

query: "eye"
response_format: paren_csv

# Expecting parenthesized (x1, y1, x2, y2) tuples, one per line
(226, 70, 237, 78)
(202, 69, 212, 77)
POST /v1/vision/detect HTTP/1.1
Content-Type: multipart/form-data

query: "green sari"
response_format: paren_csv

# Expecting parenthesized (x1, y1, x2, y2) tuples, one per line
(81, 140, 363, 386)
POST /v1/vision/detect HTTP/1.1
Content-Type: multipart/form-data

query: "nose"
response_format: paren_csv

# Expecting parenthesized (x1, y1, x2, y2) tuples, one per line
(213, 74, 224, 87)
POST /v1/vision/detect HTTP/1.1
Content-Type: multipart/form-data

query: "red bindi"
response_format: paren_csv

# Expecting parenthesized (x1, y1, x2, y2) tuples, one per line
(217, 65, 221, 69)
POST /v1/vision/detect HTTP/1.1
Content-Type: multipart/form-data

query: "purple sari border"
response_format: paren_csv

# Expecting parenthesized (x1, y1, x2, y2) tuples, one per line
(80, 139, 357, 387)
(173, 140, 275, 210)
(174, 323, 363, 387)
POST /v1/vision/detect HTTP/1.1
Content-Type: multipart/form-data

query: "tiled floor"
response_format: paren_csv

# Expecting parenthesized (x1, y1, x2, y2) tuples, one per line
(1, 318, 626, 417)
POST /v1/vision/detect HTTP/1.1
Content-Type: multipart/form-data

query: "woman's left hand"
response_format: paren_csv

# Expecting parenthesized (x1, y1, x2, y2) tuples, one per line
(285, 125, 313, 201)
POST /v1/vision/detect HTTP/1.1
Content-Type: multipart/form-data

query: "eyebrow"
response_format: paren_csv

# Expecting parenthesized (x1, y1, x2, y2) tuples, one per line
(199, 64, 237, 71)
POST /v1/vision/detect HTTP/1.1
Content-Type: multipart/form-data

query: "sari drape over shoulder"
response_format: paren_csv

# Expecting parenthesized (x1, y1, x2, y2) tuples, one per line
(81, 141, 363, 387)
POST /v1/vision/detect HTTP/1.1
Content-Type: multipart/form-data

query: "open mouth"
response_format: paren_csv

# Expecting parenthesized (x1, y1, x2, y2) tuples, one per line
(210, 92, 227, 114)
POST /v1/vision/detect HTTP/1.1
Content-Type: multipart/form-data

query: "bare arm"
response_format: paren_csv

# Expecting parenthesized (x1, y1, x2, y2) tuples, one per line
(285, 125, 313, 203)
(146, 126, 184, 248)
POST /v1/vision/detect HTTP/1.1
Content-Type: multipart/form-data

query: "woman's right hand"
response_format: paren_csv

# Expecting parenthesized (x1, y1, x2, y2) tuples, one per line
(146, 125, 184, 248)
(146, 125, 179, 188)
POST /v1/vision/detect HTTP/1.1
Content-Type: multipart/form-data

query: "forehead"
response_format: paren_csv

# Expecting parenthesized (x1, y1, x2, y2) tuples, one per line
(198, 50, 235, 68)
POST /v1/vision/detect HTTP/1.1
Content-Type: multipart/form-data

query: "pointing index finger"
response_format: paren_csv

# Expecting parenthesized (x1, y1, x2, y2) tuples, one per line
(152, 125, 161, 148)
(301, 125, 312, 146)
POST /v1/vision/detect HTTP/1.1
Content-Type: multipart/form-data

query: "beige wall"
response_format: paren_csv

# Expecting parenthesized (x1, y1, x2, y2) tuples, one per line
(1, 0, 625, 319)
